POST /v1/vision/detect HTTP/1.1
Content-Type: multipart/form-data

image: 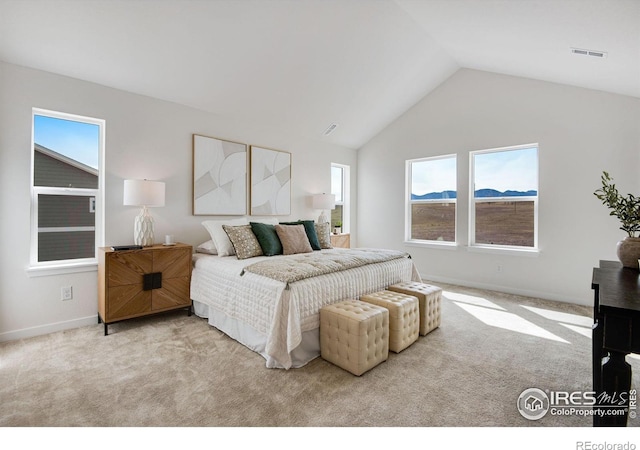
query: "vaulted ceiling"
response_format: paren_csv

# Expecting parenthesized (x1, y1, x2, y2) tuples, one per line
(1, 0, 638, 149)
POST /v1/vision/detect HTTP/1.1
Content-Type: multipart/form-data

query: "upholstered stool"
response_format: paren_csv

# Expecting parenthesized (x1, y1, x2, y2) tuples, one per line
(320, 299, 389, 376)
(388, 281, 442, 336)
(359, 290, 419, 353)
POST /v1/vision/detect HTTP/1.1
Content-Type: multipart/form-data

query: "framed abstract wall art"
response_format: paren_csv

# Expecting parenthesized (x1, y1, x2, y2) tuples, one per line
(193, 134, 247, 215)
(249, 145, 291, 215)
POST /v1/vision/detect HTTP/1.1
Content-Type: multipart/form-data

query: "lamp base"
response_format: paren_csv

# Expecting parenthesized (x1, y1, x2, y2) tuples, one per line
(134, 206, 155, 246)
(317, 211, 328, 224)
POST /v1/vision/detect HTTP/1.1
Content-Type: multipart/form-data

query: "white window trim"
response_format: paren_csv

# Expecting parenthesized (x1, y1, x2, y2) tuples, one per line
(466, 244, 540, 257)
(331, 163, 350, 233)
(468, 143, 539, 253)
(29, 108, 105, 275)
(26, 261, 99, 277)
(403, 240, 459, 250)
(405, 154, 457, 246)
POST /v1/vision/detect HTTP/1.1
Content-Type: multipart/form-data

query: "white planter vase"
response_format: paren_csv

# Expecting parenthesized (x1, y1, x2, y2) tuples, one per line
(616, 237, 640, 269)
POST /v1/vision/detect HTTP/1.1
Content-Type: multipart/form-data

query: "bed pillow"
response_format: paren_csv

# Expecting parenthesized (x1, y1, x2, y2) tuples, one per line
(275, 224, 313, 255)
(280, 220, 321, 250)
(196, 240, 217, 255)
(315, 223, 332, 249)
(202, 218, 248, 257)
(250, 222, 283, 256)
(222, 224, 264, 260)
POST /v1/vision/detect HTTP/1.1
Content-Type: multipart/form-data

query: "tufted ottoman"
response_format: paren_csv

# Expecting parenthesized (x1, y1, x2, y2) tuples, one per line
(320, 299, 389, 376)
(388, 281, 442, 336)
(360, 290, 419, 353)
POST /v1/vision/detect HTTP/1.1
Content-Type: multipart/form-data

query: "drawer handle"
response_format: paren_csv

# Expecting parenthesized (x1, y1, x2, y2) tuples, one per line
(143, 272, 162, 291)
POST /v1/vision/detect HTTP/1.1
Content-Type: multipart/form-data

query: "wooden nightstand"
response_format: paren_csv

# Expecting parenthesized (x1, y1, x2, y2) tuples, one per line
(98, 243, 192, 335)
(330, 233, 350, 249)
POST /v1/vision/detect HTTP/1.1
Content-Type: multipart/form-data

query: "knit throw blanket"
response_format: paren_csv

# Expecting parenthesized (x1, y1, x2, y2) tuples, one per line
(241, 248, 410, 285)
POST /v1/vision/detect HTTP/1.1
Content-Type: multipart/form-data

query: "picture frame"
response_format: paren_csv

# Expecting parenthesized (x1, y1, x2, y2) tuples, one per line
(249, 145, 291, 216)
(192, 134, 247, 215)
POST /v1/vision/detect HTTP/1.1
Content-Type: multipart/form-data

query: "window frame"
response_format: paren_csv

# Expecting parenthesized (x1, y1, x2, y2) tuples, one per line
(28, 108, 105, 275)
(331, 163, 350, 233)
(468, 143, 539, 253)
(405, 154, 457, 246)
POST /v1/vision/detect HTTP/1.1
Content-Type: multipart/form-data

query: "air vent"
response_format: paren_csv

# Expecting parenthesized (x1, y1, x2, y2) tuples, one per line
(571, 47, 607, 58)
(323, 122, 339, 136)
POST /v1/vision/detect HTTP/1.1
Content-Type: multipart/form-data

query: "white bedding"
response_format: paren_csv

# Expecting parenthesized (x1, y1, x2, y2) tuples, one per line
(190, 248, 421, 369)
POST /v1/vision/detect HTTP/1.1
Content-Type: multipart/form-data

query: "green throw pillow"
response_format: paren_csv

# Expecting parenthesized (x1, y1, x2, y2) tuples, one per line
(250, 222, 283, 256)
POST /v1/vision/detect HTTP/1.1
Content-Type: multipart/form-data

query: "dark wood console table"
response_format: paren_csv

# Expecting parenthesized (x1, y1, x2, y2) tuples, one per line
(591, 260, 640, 426)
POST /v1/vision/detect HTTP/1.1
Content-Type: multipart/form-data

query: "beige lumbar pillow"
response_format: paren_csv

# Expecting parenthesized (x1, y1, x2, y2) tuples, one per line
(275, 224, 313, 255)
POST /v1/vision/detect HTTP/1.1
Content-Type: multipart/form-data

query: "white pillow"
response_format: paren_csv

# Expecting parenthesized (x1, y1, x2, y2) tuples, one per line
(202, 218, 249, 256)
(196, 240, 217, 255)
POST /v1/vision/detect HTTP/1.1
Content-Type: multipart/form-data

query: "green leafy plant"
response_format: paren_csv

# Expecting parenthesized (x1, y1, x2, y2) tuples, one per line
(335, 222, 342, 228)
(594, 171, 640, 237)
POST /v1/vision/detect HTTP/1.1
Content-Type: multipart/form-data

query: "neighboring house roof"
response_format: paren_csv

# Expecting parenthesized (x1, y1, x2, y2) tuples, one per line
(34, 143, 98, 178)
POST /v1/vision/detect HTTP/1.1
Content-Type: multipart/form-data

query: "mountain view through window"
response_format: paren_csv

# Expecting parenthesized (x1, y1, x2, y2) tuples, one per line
(409, 145, 538, 248)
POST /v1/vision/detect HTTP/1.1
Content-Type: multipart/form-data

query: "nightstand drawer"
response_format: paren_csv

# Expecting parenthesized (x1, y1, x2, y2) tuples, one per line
(108, 285, 152, 320)
(152, 247, 191, 279)
(107, 251, 152, 287)
(152, 277, 191, 311)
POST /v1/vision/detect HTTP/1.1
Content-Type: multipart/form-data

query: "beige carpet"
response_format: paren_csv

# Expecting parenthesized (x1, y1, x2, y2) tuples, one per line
(1, 282, 638, 427)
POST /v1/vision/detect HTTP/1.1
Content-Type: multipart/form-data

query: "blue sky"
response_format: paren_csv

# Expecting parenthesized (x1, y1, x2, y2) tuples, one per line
(474, 147, 538, 192)
(34, 115, 99, 169)
(411, 156, 457, 195)
(411, 147, 538, 195)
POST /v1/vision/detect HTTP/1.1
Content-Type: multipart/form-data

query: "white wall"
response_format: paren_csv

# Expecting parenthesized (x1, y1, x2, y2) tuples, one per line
(0, 61, 357, 341)
(358, 69, 640, 305)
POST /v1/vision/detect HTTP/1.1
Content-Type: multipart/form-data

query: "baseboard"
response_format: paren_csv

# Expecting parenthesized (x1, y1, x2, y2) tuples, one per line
(0, 315, 98, 343)
(422, 274, 590, 307)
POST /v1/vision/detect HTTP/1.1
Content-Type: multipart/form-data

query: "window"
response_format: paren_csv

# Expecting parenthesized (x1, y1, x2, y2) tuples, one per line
(30, 109, 104, 268)
(331, 163, 350, 232)
(406, 155, 457, 243)
(470, 144, 538, 249)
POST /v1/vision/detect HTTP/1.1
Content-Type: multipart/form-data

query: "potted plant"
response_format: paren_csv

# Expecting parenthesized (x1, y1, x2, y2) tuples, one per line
(594, 171, 640, 268)
(333, 222, 342, 235)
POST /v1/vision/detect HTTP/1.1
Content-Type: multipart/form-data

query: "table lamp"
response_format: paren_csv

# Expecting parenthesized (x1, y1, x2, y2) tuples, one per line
(312, 193, 335, 224)
(123, 179, 165, 246)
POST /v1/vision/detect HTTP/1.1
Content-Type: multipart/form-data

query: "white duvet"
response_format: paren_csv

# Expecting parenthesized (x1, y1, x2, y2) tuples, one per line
(190, 248, 421, 369)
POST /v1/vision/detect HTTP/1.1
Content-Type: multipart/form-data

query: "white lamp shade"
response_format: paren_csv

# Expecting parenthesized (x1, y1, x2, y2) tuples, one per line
(123, 179, 165, 207)
(312, 193, 335, 210)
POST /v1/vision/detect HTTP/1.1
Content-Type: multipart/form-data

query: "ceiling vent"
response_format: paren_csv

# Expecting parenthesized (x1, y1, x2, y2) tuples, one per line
(323, 123, 339, 136)
(571, 47, 607, 58)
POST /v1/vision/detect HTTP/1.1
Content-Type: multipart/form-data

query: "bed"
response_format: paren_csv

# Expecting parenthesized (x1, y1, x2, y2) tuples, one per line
(190, 247, 421, 369)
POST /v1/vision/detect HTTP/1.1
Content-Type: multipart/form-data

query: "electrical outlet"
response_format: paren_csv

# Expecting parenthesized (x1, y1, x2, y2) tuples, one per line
(61, 286, 73, 301)
(496, 264, 503, 273)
